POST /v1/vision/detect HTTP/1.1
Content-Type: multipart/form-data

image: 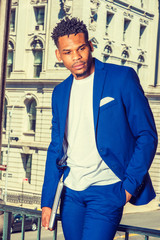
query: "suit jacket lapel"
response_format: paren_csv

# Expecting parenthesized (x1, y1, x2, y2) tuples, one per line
(60, 74, 73, 144)
(93, 59, 107, 133)
(59, 58, 108, 142)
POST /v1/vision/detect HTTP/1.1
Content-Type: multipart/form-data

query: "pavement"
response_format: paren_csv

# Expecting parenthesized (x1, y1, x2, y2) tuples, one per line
(123, 198, 160, 214)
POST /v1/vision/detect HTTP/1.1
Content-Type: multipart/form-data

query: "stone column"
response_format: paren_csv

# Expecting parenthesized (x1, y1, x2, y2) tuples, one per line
(0, 0, 12, 160)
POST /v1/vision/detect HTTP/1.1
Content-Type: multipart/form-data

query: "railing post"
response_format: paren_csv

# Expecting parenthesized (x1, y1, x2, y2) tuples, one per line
(2, 212, 12, 240)
(125, 232, 129, 240)
(145, 235, 149, 240)
(37, 217, 41, 240)
(21, 215, 25, 240)
(53, 221, 57, 240)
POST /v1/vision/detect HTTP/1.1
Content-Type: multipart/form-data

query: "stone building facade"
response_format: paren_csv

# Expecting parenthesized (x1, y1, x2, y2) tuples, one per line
(1, 0, 160, 206)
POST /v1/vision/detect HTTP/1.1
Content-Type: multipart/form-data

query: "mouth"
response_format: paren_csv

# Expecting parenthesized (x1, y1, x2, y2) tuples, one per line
(72, 62, 85, 70)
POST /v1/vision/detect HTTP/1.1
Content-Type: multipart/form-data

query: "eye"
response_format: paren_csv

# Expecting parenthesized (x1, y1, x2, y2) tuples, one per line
(64, 51, 71, 55)
(79, 46, 85, 51)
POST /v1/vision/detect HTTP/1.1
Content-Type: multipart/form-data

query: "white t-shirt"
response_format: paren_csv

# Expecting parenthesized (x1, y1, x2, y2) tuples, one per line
(64, 72, 120, 191)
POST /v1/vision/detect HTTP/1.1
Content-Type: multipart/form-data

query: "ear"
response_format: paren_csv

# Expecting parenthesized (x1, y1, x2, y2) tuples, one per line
(55, 49, 62, 61)
(88, 41, 94, 52)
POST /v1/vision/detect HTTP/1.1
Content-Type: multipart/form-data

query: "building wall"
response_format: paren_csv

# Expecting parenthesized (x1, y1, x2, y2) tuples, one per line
(1, 0, 160, 206)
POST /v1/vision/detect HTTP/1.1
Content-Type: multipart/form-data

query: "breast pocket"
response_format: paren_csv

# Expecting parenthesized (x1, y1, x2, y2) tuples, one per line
(99, 99, 118, 112)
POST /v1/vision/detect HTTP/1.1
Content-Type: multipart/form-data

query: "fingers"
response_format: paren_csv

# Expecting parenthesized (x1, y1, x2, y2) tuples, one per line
(125, 190, 132, 203)
(41, 207, 52, 230)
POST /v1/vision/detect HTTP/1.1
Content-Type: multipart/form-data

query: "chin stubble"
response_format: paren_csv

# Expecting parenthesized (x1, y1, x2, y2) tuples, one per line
(75, 70, 88, 78)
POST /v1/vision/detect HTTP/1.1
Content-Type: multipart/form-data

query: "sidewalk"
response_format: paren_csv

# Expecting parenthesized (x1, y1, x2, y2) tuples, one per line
(123, 199, 160, 214)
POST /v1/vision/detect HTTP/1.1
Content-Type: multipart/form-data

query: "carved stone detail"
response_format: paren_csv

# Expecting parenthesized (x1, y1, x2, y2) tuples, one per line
(63, 0, 73, 16)
(58, 0, 73, 19)
(106, 4, 117, 12)
(89, 0, 100, 31)
(30, 0, 48, 4)
(12, 0, 19, 6)
(90, 0, 100, 16)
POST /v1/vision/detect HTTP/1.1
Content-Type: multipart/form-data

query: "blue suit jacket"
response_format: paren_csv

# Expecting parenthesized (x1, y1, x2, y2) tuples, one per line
(41, 58, 158, 208)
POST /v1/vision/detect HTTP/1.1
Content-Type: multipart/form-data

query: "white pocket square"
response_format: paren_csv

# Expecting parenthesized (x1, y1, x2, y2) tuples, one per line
(100, 97, 115, 107)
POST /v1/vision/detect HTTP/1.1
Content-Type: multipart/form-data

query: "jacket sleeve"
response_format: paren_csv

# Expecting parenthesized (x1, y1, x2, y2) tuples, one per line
(41, 88, 63, 208)
(122, 68, 158, 196)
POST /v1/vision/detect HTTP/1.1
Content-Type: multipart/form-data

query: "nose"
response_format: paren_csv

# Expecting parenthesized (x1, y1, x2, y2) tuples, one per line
(72, 50, 82, 61)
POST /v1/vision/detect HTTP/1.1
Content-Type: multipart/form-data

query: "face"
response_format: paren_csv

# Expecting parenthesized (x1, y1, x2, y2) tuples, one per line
(55, 33, 94, 80)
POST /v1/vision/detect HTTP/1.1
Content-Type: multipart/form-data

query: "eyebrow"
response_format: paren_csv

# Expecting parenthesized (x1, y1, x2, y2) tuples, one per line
(62, 43, 87, 52)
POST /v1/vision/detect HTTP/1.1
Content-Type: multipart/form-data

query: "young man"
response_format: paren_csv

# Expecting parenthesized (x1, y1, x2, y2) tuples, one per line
(41, 17, 158, 240)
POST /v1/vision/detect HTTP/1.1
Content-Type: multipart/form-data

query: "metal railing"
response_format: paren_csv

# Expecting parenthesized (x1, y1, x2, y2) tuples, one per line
(117, 224, 160, 240)
(0, 204, 57, 240)
(0, 203, 160, 240)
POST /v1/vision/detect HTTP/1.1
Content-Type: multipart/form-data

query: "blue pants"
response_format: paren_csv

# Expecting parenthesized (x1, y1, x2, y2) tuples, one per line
(60, 181, 126, 240)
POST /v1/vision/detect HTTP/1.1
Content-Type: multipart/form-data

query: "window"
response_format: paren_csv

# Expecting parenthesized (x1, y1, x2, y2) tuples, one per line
(106, 12, 114, 35)
(34, 7, 45, 30)
(27, 99, 37, 132)
(31, 39, 43, 78)
(23, 154, 32, 184)
(3, 99, 7, 130)
(123, 19, 131, 42)
(7, 41, 14, 78)
(10, 9, 16, 32)
(33, 50, 42, 78)
(0, 152, 3, 180)
(7, 51, 13, 77)
(139, 24, 146, 46)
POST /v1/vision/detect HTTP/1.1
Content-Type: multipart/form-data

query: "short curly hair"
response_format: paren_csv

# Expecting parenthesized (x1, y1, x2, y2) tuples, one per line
(51, 17, 89, 47)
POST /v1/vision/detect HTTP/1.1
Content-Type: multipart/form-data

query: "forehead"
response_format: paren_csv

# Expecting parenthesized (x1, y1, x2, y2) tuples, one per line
(57, 33, 86, 50)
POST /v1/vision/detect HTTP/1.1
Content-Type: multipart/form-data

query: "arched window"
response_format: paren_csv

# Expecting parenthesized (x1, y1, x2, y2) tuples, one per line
(3, 98, 8, 130)
(31, 39, 43, 78)
(26, 99, 37, 131)
(7, 41, 14, 78)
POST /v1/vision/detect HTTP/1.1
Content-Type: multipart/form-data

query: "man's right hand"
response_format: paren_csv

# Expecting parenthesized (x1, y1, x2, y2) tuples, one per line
(41, 207, 52, 230)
